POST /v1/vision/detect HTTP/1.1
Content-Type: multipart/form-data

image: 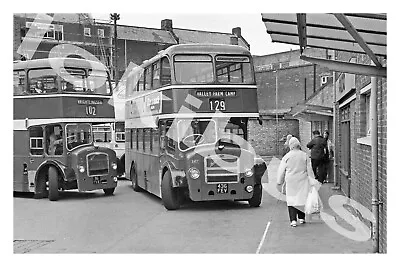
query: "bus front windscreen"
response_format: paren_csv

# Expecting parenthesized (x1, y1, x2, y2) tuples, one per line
(215, 55, 254, 84)
(66, 123, 93, 150)
(174, 55, 214, 84)
(177, 119, 216, 151)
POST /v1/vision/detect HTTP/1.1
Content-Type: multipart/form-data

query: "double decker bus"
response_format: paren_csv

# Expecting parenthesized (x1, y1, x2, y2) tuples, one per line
(125, 44, 267, 210)
(14, 58, 119, 201)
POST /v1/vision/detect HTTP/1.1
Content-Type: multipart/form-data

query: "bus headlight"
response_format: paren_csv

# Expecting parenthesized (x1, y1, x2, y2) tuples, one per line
(78, 165, 85, 173)
(188, 167, 200, 179)
(245, 185, 254, 193)
(111, 162, 118, 170)
(244, 169, 254, 177)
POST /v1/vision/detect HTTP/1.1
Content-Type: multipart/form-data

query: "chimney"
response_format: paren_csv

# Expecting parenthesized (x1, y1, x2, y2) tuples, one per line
(230, 36, 238, 45)
(161, 19, 173, 31)
(232, 27, 242, 38)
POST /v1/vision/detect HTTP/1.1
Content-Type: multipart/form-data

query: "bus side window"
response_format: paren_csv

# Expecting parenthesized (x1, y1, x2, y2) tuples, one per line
(13, 70, 26, 95)
(130, 129, 136, 149)
(144, 67, 152, 91)
(137, 73, 145, 91)
(45, 124, 63, 156)
(152, 61, 161, 90)
(166, 120, 175, 151)
(160, 57, 171, 86)
(149, 128, 153, 152)
(152, 128, 159, 155)
(29, 126, 44, 155)
(136, 129, 140, 150)
(137, 129, 142, 151)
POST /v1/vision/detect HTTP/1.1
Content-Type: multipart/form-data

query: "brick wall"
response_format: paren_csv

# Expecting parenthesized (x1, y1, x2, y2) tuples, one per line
(335, 51, 387, 253)
(256, 64, 332, 112)
(248, 118, 299, 156)
(378, 76, 387, 253)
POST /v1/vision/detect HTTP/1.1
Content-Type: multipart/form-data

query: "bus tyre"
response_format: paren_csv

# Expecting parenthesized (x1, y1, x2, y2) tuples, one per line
(131, 165, 141, 192)
(161, 170, 180, 210)
(248, 184, 262, 207)
(48, 166, 59, 201)
(103, 188, 115, 195)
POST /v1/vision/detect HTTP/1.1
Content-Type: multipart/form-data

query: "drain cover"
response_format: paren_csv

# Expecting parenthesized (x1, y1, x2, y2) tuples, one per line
(14, 240, 54, 253)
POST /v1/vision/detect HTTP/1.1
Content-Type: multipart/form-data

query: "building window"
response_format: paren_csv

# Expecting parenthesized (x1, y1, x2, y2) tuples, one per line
(84, 28, 91, 37)
(362, 93, 371, 136)
(97, 28, 105, 38)
(25, 22, 63, 41)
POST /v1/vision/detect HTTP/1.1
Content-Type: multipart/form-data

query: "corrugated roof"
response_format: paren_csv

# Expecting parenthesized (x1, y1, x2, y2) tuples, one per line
(117, 25, 176, 44)
(262, 13, 386, 57)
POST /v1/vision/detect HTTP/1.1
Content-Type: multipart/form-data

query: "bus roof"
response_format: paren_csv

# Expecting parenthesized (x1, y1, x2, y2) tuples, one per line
(142, 44, 252, 66)
(13, 57, 107, 71)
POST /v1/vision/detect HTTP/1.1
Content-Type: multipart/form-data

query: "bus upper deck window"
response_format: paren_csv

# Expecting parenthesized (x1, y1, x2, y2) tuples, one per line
(160, 57, 171, 85)
(174, 55, 213, 84)
(13, 70, 26, 95)
(215, 55, 253, 84)
(28, 68, 59, 94)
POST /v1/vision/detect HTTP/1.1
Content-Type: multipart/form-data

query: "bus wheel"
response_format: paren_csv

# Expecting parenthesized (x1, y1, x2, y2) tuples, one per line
(248, 184, 262, 207)
(103, 188, 115, 195)
(161, 170, 180, 210)
(48, 166, 59, 201)
(130, 165, 141, 192)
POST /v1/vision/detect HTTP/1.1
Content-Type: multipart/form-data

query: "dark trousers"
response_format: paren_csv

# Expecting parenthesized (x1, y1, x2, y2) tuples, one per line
(288, 206, 305, 222)
(311, 159, 325, 183)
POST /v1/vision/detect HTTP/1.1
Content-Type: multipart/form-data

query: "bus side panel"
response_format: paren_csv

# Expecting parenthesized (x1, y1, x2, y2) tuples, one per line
(136, 153, 146, 189)
(146, 154, 161, 197)
(13, 130, 30, 192)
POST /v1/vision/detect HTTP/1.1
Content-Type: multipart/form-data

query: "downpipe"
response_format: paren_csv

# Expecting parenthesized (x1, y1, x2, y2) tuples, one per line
(370, 76, 379, 253)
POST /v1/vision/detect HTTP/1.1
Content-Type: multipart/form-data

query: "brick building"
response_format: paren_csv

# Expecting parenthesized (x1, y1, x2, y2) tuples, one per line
(333, 51, 387, 253)
(250, 48, 333, 156)
(13, 13, 113, 69)
(13, 14, 249, 82)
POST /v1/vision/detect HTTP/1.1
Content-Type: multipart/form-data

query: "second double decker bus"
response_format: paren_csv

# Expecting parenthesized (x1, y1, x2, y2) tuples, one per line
(14, 57, 119, 201)
(125, 44, 267, 210)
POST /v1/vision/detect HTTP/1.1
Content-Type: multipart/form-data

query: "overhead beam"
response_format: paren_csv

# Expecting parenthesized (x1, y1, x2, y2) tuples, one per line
(296, 13, 307, 53)
(333, 13, 383, 68)
(300, 55, 386, 77)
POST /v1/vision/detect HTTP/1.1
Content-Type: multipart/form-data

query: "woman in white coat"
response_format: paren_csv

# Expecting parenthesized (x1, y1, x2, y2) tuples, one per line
(277, 137, 317, 227)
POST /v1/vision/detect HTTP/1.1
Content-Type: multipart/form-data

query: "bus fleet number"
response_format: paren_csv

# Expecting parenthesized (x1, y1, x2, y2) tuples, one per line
(209, 99, 226, 111)
(86, 105, 97, 116)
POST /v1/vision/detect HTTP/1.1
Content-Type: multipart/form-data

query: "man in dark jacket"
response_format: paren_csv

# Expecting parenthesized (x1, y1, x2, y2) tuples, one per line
(307, 130, 328, 183)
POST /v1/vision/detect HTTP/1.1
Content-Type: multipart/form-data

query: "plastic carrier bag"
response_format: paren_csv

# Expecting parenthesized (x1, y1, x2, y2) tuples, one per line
(305, 187, 322, 214)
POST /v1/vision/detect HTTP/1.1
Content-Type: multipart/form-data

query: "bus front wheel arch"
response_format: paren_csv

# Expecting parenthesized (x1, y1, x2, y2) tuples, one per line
(161, 169, 180, 210)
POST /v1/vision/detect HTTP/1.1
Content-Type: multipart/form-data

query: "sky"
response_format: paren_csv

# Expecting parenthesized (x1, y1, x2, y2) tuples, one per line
(91, 13, 298, 56)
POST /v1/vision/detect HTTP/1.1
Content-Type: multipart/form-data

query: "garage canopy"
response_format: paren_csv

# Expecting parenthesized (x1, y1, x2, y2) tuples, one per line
(261, 13, 387, 77)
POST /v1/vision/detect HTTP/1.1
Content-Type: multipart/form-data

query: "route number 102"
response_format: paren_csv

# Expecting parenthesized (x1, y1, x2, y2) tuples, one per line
(86, 105, 97, 116)
(209, 99, 226, 111)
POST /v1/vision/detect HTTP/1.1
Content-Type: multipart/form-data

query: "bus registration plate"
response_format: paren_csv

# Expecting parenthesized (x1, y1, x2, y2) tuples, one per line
(217, 183, 228, 194)
(93, 176, 100, 184)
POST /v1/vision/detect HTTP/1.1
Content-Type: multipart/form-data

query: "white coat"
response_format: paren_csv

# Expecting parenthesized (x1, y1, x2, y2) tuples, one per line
(277, 149, 316, 207)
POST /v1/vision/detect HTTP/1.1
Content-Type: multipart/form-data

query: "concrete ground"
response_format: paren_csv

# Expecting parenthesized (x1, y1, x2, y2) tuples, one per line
(13, 156, 372, 253)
